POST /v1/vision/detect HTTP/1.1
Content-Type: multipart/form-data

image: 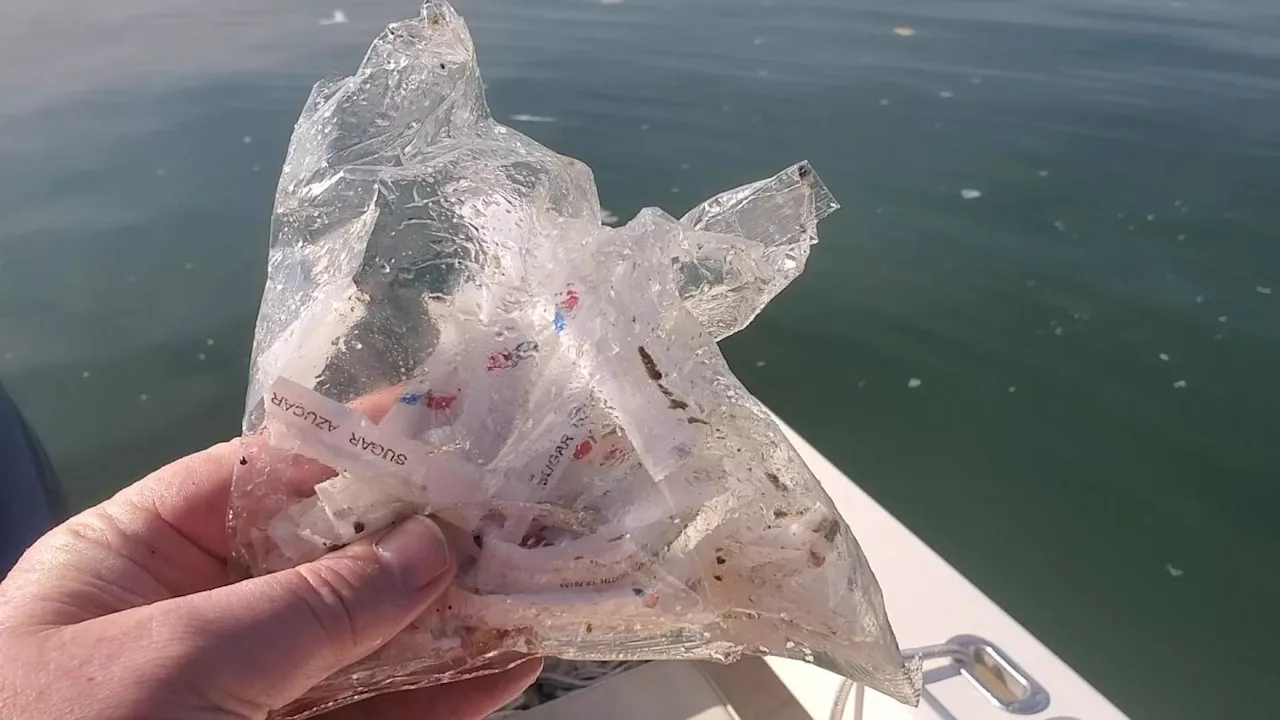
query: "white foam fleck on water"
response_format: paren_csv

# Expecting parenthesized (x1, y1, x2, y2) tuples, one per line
(198, 353, 207, 361)
(960, 188, 982, 200)
(879, 98, 891, 106)
(1146, 213, 1155, 221)
(892, 27, 917, 37)
(319, 9, 349, 25)
(1177, 234, 1186, 241)
(139, 393, 150, 402)
(600, 209, 619, 225)
(1218, 315, 1228, 323)
(82, 371, 91, 379)
(509, 114, 557, 123)
(680, 163, 691, 170)
(1159, 353, 1170, 362)
(600, 0, 625, 4)
(1038, 170, 1049, 177)
(1127, 223, 1137, 231)
(1008, 386, 1017, 393)
(969, 76, 983, 84)
(755, 360, 766, 367)
(1257, 285, 1273, 295)
(752, 37, 764, 45)
(1053, 220, 1066, 233)
(206, 338, 215, 346)
(1174, 200, 1184, 207)
(184, 261, 195, 270)
(1195, 294, 1205, 303)
(1054, 325, 1064, 336)
(1166, 563, 1184, 577)
(938, 90, 954, 98)
(907, 378, 922, 388)
(669, 186, 680, 194)
(252, 165, 262, 172)
(1172, 380, 1187, 389)
(242, 135, 253, 144)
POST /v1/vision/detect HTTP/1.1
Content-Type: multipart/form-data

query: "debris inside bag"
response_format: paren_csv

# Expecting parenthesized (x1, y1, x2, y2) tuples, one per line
(228, 2, 920, 717)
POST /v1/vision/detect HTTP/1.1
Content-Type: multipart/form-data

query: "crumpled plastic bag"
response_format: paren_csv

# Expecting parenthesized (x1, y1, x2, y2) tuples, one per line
(228, 2, 921, 717)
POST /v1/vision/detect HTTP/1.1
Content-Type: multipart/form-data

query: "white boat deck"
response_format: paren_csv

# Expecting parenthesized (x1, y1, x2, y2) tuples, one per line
(766, 421, 1127, 719)
(515, 421, 1129, 720)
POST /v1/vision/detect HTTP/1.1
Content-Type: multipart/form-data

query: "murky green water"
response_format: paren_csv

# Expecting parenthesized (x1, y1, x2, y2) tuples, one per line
(2, 1, 1278, 716)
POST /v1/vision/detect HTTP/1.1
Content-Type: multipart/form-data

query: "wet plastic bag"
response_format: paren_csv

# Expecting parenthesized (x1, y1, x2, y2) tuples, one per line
(229, 2, 921, 717)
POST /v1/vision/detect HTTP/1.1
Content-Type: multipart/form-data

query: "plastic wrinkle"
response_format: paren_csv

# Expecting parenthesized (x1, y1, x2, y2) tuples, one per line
(228, 2, 921, 717)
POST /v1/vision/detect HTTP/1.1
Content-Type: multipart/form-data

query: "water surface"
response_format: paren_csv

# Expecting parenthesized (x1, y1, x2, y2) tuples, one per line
(2, 1, 1278, 717)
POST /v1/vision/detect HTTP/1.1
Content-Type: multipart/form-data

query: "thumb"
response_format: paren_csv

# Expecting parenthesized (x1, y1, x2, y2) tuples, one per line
(158, 515, 454, 713)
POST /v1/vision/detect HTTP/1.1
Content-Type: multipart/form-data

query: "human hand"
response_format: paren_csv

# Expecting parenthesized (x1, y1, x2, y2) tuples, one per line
(0, 440, 540, 719)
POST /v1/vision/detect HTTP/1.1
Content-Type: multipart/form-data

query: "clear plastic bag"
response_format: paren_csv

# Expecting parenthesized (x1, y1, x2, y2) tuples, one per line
(228, 3, 921, 717)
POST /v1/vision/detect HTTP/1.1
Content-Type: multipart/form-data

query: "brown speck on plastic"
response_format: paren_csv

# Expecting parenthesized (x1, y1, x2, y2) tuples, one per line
(637, 345, 663, 381)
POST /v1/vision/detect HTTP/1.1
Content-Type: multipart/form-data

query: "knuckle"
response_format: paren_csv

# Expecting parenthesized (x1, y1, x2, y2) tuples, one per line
(289, 560, 370, 655)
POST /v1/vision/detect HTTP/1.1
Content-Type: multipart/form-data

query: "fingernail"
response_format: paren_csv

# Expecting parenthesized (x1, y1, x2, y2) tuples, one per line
(374, 516, 451, 590)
